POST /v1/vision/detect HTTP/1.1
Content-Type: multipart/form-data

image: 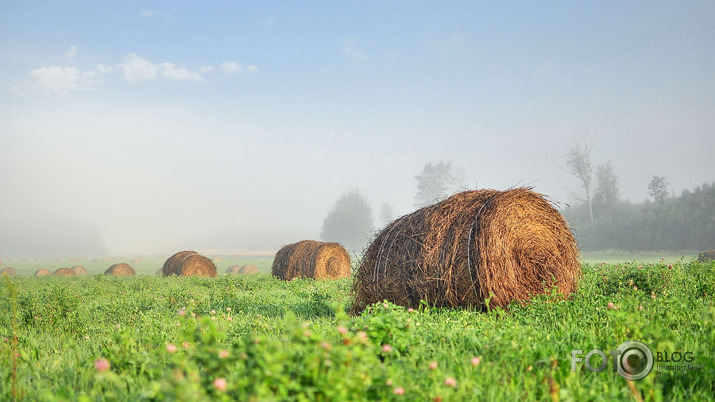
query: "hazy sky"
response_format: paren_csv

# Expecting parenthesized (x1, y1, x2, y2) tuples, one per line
(1, 1, 714, 255)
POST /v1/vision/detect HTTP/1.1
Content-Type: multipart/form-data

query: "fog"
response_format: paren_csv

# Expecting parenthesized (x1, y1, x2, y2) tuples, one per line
(1, 2, 714, 257)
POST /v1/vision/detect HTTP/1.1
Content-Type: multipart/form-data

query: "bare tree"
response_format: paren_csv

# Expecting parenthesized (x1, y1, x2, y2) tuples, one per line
(562, 137, 596, 222)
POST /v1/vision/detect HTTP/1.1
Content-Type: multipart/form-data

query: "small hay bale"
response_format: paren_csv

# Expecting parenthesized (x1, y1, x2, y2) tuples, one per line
(105, 263, 136, 276)
(72, 266, 87, 275)
(271, 240, 351, 280)
(53, 267, 75, 276)
(1, 267, 17, 276)
(239, 264, 259, 274)
(352, 188, 581, 313)
(162, 251, 216, 277)
(35, 268, 52, 276)
(225, 265, 242, 274)
(698, 250, 715, 262)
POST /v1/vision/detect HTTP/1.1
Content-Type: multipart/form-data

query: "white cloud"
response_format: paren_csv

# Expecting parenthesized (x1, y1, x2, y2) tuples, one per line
(219, 61, 241, 75)
(199, 66, 214, 74)
(96, 63, 114, 74)
(118, 53, 158, 82)
(246, 65, 259, 74)
(65, 45, 78, 59)
(22, 66, 99, 92)
(342, 38, 367, 60)
(160, 62, 203, 81)
(141, 10, 157, 18)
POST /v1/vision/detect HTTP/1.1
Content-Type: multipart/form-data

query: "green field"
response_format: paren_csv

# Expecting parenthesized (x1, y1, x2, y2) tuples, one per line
(1, 258, 714, 401)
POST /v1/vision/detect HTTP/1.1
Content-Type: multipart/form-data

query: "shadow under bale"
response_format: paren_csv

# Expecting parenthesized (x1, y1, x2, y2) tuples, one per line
(105, 263, 135, 276)
(352, 188, 581, 313)
(162, 251, 217, 277)
(272, 240, 351, 280)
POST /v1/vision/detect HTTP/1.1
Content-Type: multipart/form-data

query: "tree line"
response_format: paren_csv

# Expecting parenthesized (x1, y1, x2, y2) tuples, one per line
(320, 145, 713, 252)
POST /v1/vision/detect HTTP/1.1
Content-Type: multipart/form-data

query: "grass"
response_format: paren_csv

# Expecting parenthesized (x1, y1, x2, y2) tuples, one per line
(1, 258, 713, 401)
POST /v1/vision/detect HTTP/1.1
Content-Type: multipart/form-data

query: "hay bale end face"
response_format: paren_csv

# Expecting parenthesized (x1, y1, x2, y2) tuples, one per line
(352, 188, 581, 313)
(699, 250, 715, 262)
(72, 266, 87, 275)
(53, 267, 75, 276)
(162, 251, 217, 277)
(1, 267, 17, 276)
(272, 240, 351, 280)
(34, 268, 52, 276)
(105, 263, 136, 276)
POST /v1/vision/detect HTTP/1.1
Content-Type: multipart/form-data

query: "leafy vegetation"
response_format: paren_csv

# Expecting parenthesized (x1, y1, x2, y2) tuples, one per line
(563, 181, 715, 251)
(1, 258, 714, 401)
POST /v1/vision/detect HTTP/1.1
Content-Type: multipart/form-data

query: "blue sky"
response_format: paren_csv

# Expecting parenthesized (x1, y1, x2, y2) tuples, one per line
(1, 1, 714, 255)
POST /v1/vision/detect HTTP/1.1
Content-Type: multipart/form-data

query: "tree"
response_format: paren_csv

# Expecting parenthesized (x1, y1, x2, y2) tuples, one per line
(563, 138, 596, 222)
(320, 190, 374, 251)
(378, 203, 394, 227)
(648, 176, 669, 202)
(593, 160, 619, 210)
(414, 161, 456, 208)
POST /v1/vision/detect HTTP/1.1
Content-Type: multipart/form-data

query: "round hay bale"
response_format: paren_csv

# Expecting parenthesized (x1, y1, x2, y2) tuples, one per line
(225, 265, 242, 274)
(35, 268, 52, 276)
(271, 240, 351, 280)
(240, 264, 259, 274)
(352, 188, 581, 313)
(698, 250, 715, 262)
(162, 251, 216, 277)
(72, 266, 87, 275)
(53, 267, 75, 276)
(105, 263, 136, 276)
(1, 267, 17, 276)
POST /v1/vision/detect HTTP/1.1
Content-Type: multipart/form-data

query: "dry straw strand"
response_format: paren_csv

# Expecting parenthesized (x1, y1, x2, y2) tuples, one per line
(162, 251, 216, 277)
(272, 240, 351, 280)
(1, 267, 17, 276)
(352, 188, 580, 313)
(34, 268, 52, 276)
(53, 267, 76, 276)
(105, 263, 136, 276)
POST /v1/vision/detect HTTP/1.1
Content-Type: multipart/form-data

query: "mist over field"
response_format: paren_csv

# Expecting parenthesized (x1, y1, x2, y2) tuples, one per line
(1, 2, 714, 257)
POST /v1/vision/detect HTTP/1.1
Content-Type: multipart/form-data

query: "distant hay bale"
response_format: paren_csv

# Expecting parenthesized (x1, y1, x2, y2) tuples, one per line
(213, 256, 222, 262)
(240, 264, 259, 274)
(225, 265, 242, 274)
(162, 251, 217, 277)
(53, 267, 75, 276)
(352, 188, 581, 313)
(105, 263, 136, 276)
(34, 268, 52, 276)
(699, 250, 715, 262)
(1, 267, 17, 276)
(72, 266, 87, 275)
(271, 240, 351, 280)
(156, 268, 163, 276)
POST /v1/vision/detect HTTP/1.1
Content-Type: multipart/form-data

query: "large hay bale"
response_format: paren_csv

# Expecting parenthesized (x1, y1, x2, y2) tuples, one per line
(53, 267, 75, 276)
(271, 240, 351, 280)
(34, 268, 52, 276)
(240, 264, 259, 274)
(1, 267, 17, 276)
(699, 250, 715, 262)
(352, 188, 581, 313)
(105, 263, 136, 276)
(72, 266, 87, 275)
(162, 251, 216, 277)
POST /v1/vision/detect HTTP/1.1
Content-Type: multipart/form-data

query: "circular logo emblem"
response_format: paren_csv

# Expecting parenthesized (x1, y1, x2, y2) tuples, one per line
(616, 341, 654, 381)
